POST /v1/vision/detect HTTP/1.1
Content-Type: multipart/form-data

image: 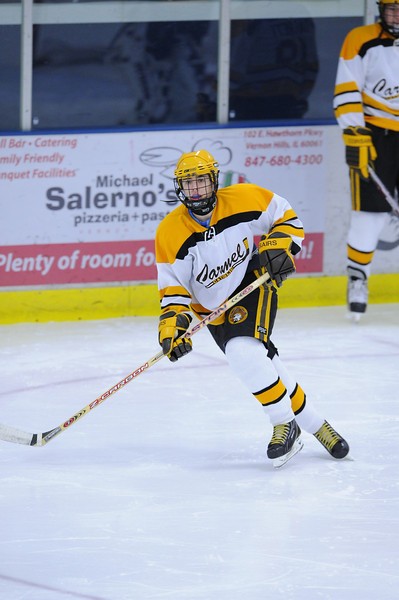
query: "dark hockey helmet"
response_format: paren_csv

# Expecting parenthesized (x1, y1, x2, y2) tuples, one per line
(174, 149, 219, 216)
(378, 0, 399, 37)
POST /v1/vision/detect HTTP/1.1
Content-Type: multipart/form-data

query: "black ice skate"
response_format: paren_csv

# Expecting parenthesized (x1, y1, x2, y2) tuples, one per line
(267, 419, 303, 468)
(314, 420, 349, 459)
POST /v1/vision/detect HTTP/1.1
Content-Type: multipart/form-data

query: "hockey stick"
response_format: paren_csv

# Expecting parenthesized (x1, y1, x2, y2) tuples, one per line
(369, 166, 399, 215)
(0, 271, 272, 447)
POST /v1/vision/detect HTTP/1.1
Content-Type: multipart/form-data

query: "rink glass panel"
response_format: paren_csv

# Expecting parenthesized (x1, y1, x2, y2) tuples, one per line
(29, 21, 218, 129)
(0, 25, 20, 131)
(0, 0, 364, 131)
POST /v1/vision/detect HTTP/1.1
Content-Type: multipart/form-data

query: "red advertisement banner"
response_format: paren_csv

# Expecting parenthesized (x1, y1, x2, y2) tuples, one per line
(0, 234, 322, 287)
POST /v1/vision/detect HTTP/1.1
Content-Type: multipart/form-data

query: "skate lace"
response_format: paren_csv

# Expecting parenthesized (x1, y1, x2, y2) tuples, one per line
(314, 422, 340, 451)
(270, 423, 290, 445)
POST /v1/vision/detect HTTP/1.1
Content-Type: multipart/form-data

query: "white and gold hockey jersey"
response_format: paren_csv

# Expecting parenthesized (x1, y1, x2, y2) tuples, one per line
(155, 183, 304, 316)
(333, 23, 399, 131)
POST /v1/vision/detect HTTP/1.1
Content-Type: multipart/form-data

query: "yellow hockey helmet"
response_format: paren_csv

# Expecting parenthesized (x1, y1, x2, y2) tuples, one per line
(174, 149, 219, 181)
(378, 0, 399, 37)
(174, 150, 220, 216)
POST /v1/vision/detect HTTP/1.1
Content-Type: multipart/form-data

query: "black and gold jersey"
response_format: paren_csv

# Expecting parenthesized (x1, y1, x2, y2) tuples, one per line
(333, 22, 399, 131)
(155, 183, 304, 315)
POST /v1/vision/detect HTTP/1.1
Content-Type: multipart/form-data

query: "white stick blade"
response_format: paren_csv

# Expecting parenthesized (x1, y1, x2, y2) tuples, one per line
(0, 423, 34, 445)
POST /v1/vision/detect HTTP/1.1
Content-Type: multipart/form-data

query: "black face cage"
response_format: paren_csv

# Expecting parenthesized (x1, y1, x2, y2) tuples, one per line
(379, 2, 399, 37)
(174, 171, 220, 215)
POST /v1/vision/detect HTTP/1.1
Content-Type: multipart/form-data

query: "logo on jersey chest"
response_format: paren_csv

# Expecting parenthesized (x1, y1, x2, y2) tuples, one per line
(373, 77, 399, 99)
(195, 238, 250, 288)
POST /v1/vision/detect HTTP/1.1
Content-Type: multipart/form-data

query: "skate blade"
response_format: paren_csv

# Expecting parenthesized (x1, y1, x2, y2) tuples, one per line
(347, 311, 362, 323)
(272, 437, 304, 469)
(341, 453, 355, 462)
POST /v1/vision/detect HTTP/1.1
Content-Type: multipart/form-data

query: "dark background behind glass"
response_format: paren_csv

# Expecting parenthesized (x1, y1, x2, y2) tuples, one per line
(0, 17, 362, 132)
(0, 26, 20, 130)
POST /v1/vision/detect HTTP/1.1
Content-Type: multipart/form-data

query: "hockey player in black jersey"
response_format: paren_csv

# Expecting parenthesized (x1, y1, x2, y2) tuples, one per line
(155, 149, 349, 468)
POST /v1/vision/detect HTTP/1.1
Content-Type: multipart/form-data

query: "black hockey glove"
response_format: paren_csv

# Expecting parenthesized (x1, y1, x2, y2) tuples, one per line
(342, 126, 377, 179)
(158, 310, 193, 362)
(259, 232, 296, 287)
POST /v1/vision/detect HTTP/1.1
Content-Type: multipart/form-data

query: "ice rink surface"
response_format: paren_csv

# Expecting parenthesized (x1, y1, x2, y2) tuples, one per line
(0, 303, 398, 600)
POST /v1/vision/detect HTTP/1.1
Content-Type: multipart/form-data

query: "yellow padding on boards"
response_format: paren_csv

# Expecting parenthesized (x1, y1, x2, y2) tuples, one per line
(0, 274, 398, 324)
(279, 274, 399, 308)
(0, 285, 159, 324)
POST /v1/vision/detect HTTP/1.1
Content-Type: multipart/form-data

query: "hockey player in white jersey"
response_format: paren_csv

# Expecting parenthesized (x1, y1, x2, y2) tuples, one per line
(155, 149, 349, 468)
(333, 0, 399, 320)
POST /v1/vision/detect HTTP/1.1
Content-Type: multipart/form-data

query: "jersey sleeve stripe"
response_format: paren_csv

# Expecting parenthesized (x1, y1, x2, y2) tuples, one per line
(334, 103, 364, 118)
(334, 81, 359, 95)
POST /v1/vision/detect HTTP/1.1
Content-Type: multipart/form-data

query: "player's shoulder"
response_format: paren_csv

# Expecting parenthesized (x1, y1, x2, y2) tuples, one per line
(219, 182, 273, 198)
(155, 203, 200, 257)
(344, 22, 387, 47)
(156, 203, 186, 234)
(218, 182, 274, 207)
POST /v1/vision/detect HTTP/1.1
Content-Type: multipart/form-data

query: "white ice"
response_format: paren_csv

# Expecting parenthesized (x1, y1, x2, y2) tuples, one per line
(0, 303, 398, 600)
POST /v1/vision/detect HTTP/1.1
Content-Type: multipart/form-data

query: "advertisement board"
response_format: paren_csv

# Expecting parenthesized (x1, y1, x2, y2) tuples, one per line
(0, 126, 326, 287)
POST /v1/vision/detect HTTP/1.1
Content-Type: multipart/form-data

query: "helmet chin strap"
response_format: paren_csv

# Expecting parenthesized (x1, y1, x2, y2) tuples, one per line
(381, 21, 399, 37)
(188, 194, 217, 216)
